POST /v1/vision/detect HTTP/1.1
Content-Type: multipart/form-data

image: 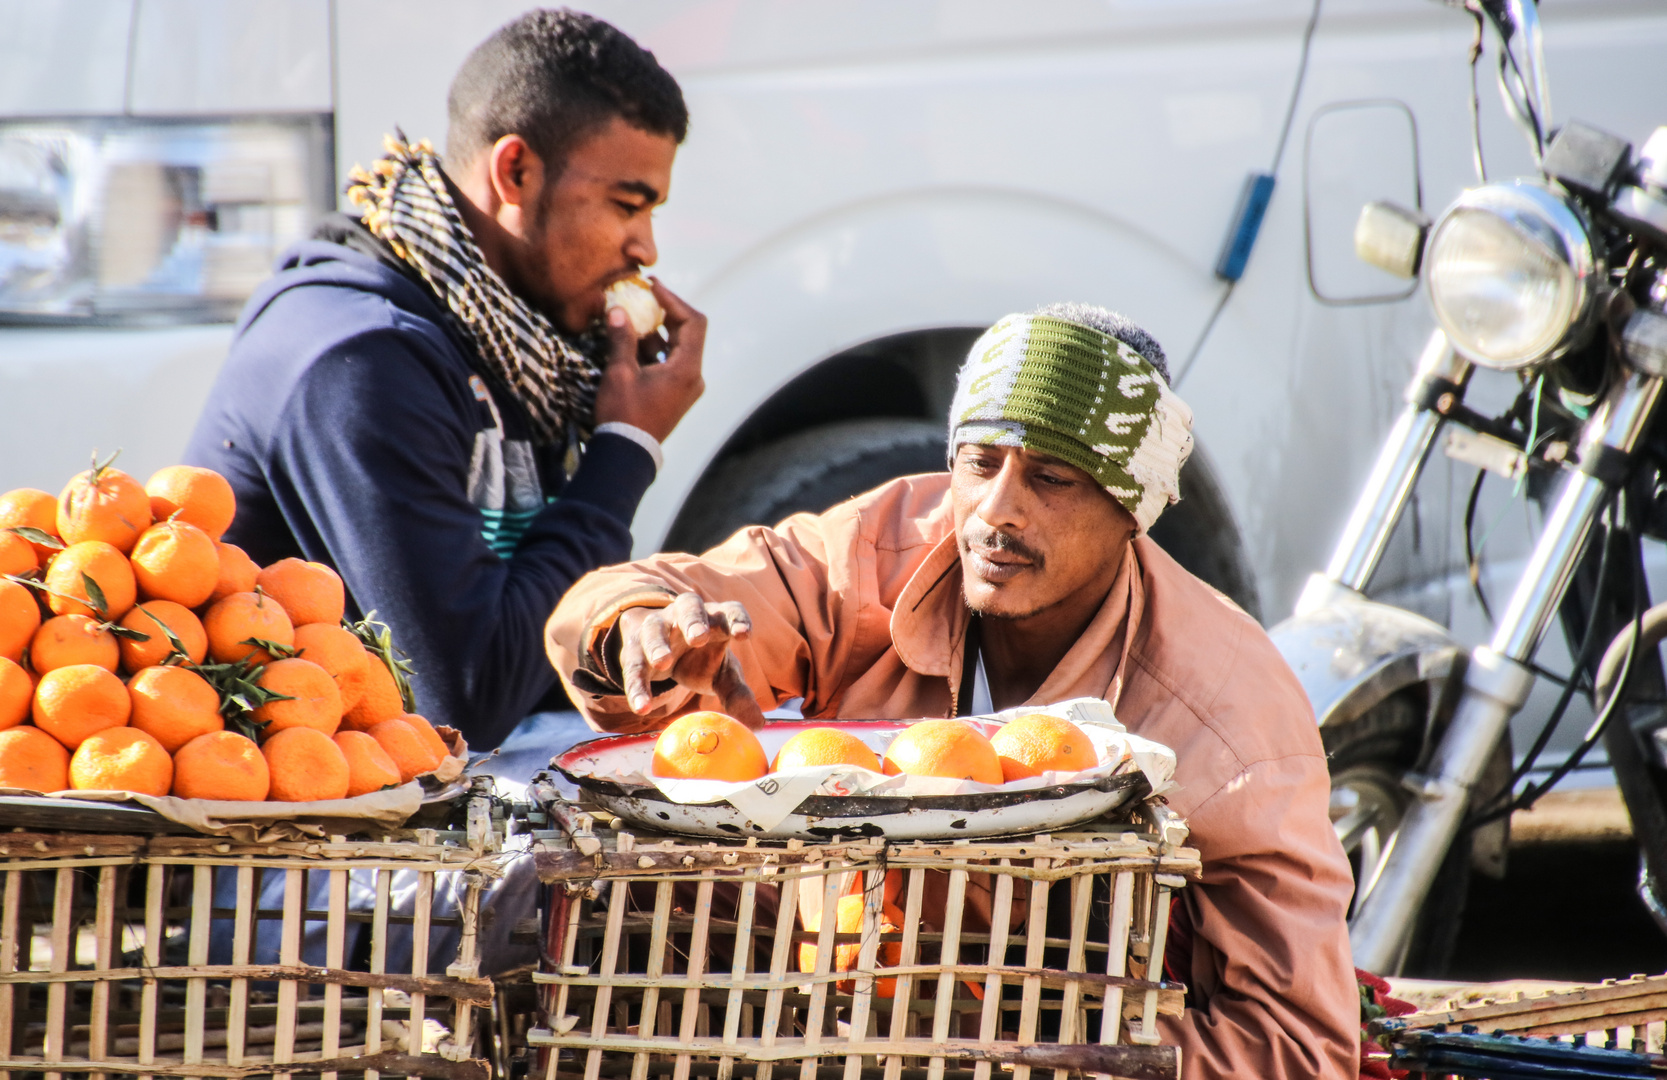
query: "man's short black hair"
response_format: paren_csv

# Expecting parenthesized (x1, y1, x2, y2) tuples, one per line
(446, 8, 688, 174)
(1029, 302, 1170, 385)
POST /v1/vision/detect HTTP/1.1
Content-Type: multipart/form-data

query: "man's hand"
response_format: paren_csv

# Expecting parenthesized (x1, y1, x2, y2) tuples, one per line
(592, 278, 705, 443)
(616, 592, 765, 728)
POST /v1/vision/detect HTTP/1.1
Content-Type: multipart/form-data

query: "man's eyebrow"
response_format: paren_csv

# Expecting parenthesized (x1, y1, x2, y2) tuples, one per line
(614, 179, 662, 203)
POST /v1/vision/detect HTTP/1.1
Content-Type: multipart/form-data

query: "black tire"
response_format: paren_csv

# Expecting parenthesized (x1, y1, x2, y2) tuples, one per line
(665, 418, 949, 554)
(1324, 691, 1471, 976)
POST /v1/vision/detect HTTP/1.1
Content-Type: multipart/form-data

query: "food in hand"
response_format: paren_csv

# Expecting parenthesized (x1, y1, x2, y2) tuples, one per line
(145, 465, 236, 540)
(172, 731, 269, 801)
(990, 712, 1097, 781)
(771, 727, 881, 772)
(263, 727, 351, 802)
(651, 710, 768, 782)
(0, 464, 451, 802)
(69, 727, 173, 796)
(335, 730, 402, 797)
(0, 727, 69, 792)
(881, 718, 1002, 784)
(127, 665, 223, 752)
(604, 274, 665, 336)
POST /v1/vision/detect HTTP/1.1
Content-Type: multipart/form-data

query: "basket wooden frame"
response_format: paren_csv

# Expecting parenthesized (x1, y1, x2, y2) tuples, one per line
(0, 797, 505, 1080)
(1391, 972, 1667, 1053)
(525, 804, 1199, 1080)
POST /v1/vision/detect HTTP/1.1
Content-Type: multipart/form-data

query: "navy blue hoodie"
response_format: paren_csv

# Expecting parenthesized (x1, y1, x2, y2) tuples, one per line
(185, 217, 655, 751)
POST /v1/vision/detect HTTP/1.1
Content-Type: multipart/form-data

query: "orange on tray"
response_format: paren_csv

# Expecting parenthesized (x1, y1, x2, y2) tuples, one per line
(0, 531, 36, 577)
(263, 727, 350, 802)
(145, 466, 236, 541)
(0, 726, 70, 792)
(203, 591, 293, 665)
(255, 559, 345, 627)
(58, 463, 151, 553)
(366, 718, 442, 783)
(118, 600, 208, 671)
(68, 727, 172, 796)
(292, 623, 370, 710)
(209, 542, 259, 603)
(880, 718, 1002, 784)
(335, 730, 402, 797)
(0, 578, 41, 664)
(31, 614, 119, 675)
(33, 664, 131, 749)
(651, 711, 767, 782)
(0, 658, 30, 731)
(173, 731, 269, 801)
(0, 487, 61, 562)
(252, 658, 343, 736)
(130, 519, 219, 608)
(44, 540, 136, 620)
(128, 665, 223, 753)
(342, 651, 403, 731)
(771, 727, 880, 772)
(990, 713, 1097, 781)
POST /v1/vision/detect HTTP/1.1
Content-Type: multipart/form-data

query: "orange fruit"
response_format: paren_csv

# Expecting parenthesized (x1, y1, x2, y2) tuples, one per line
(335, 730, 402, 797)
(127, 665, 223, 752)
(58, 464, 152, 553)
(0, 578, 42, 664)
(0, 531, 36, 577)
(210, 542, 259, 603)
(399, 713, 451, 763)
(771, 728, 881, 772)
(799, 894, 905, 996)
(144, 466, 236, 541)
(0, 658, 30, 731)
(650, 711, 768, 782)
(172, 730, 269, 801)
(44, 540, 136, 620)
(68, 727, 172, 795)
(0, 726, 70, 792)
(254, 558, 345, 627)
(341, 651, 403, 731)
(262, 726, 350, 802)
(881, 719, 1003, 784)
(31, 615, 120, 675)
(33, 664, 131, 750)
(0, 488, 62, 561)
(366, 718, 443, 783)
(129, 520, 218, 608)
(989, 713, 1098, 782)
(251, 658, 343, 736)
(202, 591, 293, 665)
(292, 623, 369, 711)
(118, 600, 208, 672)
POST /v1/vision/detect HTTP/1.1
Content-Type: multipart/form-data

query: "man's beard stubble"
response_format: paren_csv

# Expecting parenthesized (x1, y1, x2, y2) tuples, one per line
(960, 523, 1055, 621)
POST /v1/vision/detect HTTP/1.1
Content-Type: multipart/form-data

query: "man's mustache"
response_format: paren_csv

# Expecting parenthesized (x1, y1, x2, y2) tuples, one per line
(962, 524, 1045, 567)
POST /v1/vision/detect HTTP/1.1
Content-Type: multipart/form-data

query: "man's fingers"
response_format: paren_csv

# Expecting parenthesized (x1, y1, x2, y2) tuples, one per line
(713, 651, 766, 731)
(715, 601, 751, 638)
(669, 592, 713, 647)
(640, 613, 675, 673)
(602, 306, 640, 369)
(619, 629, 654, 713)
(649, 277, 706, 368)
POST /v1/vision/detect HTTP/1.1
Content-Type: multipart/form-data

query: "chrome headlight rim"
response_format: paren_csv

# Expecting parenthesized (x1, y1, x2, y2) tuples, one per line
(1425, 179, 1603, 372)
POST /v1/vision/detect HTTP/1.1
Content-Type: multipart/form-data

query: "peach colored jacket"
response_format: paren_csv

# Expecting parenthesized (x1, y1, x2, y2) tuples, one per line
(547, 474, 1358, 1080)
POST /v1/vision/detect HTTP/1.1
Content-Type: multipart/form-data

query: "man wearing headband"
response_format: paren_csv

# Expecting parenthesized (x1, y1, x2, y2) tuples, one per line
(547, 303, 1357, 1078)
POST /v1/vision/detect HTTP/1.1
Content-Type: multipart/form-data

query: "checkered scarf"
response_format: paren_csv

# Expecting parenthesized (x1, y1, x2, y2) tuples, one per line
(346, 133, 600, 448)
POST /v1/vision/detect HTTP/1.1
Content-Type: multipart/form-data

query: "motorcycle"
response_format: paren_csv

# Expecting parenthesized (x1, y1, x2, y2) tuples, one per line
(1269, 0, 1667, 974)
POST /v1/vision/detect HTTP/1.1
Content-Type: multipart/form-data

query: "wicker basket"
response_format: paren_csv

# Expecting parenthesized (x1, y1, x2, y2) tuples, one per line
(525, 791, 1198, 1080)
(0, 787, 507, 1079)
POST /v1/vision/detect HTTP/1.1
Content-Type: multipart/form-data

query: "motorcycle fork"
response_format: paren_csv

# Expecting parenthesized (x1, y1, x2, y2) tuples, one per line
(1559, 496, 1667, 937)
(1349, 368, 1667, 972)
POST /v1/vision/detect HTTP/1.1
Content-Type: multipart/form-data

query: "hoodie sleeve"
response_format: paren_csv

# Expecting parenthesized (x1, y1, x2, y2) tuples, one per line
(259, 325, 655, 750)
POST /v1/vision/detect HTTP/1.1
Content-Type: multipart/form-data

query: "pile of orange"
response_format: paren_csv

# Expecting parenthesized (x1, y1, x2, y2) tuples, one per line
(0, 459, 452, 802)
(647, 712, 1096, 786)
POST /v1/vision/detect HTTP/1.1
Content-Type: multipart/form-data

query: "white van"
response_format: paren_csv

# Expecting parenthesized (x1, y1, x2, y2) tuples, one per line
(4, 0, 1666, 760)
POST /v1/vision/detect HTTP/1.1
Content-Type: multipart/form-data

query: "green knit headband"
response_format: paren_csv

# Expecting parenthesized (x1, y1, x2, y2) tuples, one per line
(948, 314, 1194, 533)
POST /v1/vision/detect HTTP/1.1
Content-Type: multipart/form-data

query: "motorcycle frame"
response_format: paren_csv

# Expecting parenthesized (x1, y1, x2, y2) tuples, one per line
(1303, 326, 1666, 972)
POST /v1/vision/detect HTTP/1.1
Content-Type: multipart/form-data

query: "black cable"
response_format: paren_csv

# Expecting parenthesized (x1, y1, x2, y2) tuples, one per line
(1463, 467, 1493, 625)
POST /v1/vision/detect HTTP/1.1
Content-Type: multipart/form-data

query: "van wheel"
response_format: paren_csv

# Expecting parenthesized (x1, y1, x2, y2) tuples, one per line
(665, 418, 948, 554)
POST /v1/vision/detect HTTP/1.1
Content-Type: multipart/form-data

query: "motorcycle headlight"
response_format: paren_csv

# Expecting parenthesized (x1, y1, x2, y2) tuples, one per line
(1424, 181, 1601, 371)
(0, 116, 333, 324)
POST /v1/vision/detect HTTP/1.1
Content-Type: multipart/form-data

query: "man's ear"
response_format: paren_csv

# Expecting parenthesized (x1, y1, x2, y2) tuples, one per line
(486, 134, 547, 216)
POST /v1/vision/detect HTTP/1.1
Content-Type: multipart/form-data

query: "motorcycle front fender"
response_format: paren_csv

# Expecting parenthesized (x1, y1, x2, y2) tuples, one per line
(1270, 574, 1466, 730)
